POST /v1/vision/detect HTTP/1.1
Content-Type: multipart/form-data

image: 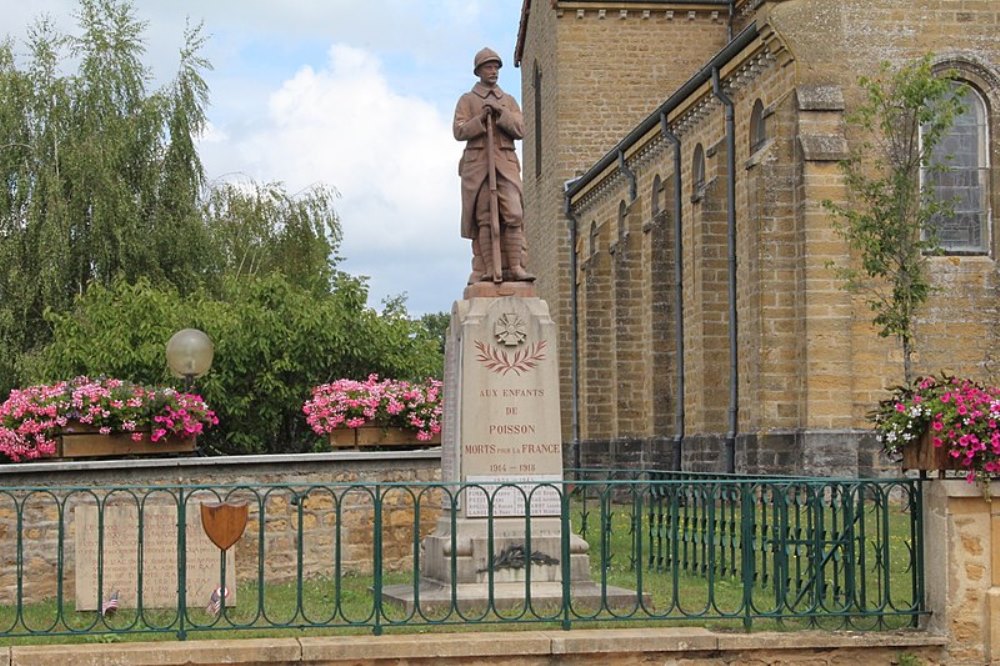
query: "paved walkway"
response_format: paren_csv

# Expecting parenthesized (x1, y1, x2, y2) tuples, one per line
(3, 627, 947, 666)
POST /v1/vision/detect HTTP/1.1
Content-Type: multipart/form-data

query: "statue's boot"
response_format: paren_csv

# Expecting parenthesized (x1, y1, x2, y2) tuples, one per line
(468, 236, 483, 284)
(504, 229, 536, 282)
(477, 226, 498, 282)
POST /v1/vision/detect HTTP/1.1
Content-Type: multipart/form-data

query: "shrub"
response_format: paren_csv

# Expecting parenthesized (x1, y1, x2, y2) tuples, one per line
(17, 274, 442, 455)
(304, 375, 442, 441)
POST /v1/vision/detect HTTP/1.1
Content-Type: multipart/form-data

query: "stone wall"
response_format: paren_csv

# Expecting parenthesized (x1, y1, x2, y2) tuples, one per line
(923, 479, 1000, 666)
(0, 628, 951, 665)
(0, 451, 442, 605)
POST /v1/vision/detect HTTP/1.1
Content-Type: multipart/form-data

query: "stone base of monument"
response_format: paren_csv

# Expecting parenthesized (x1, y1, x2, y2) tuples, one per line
(383, 515, 646, 613)
(416, 518, 583, 581)
(382, 293, 646, 614)
(383, 526, 645, 613)
(381, 578, 647, 614)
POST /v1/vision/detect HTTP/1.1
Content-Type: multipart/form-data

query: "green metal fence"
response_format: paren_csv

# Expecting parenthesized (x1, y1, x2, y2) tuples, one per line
(0, 473, 923, 641)
(570, 469, 924, 631)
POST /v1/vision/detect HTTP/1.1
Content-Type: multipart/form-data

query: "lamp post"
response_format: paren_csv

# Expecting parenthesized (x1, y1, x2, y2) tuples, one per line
(166, 328, 214, 392)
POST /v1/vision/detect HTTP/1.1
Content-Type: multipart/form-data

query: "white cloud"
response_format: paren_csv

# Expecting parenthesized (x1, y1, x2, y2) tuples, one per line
(200, 44, 473, 314)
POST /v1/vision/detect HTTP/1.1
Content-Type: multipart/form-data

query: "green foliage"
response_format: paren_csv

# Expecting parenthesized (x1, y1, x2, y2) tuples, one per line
(416, 311, 451, 357)
(0, 1, 367, 402)
(21, 276, 442, 455)
(0, 0, 444, 456)
(822, 55, 967, 383)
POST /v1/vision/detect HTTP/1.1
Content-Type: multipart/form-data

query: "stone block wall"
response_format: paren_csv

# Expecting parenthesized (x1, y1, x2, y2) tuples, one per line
(519, 2, 733, 446)
(923, 479, 1000, 665)
(0, 453, 442, 605)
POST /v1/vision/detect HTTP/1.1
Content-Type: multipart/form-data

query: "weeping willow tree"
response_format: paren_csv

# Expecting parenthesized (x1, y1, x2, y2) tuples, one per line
(0, 0, 215, 392)
(200, 180, 343, 297)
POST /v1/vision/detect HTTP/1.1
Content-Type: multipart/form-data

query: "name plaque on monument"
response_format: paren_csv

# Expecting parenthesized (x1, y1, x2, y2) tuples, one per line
(464, 474, 561, 517)
(74, 504, 236, 611)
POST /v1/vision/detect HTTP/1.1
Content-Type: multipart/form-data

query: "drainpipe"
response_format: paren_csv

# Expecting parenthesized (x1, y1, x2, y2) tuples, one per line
(618, 149, 637, 203)
(660, 112, 685, 472)
(563, 188, 581, 471)
(728, 0, 735, 42)
(712, 67, 739, 475)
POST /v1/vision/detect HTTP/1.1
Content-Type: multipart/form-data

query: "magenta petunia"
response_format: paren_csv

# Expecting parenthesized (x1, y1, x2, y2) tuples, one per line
(874, 374, 1000, 487)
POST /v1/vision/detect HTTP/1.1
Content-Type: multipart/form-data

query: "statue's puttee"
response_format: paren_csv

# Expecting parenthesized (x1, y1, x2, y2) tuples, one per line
(454, 47, 534, 283)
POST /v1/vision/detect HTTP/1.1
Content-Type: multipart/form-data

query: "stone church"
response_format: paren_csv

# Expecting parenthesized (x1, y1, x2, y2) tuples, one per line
(513, 0, 1000, 476)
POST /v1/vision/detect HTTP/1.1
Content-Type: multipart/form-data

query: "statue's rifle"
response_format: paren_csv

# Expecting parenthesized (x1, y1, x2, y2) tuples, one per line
(485, 109, 503, 283)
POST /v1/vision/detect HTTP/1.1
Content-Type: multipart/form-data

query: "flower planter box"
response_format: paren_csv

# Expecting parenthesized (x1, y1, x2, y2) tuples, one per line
(902, 430, 963, 473)
(328, 426, 440, 450)
(57, 422, 196, 459)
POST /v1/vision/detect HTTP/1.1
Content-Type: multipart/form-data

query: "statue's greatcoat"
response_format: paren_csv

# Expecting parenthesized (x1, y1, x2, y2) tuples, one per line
(453, 82, 524, 240)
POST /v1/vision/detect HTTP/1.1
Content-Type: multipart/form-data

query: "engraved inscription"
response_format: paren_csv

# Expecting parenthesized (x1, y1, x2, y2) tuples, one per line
(465, 475, 561, 517)
(75, 504, 235, 611)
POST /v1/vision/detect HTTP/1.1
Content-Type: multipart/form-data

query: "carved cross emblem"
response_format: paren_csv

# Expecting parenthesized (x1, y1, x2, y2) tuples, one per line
(493, 312, 527, 347)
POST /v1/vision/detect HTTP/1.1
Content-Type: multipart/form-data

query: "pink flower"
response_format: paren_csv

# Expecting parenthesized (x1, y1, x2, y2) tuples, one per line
(0, 376, 217, 462)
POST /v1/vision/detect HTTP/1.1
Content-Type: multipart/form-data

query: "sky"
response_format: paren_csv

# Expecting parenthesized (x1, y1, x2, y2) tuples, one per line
(3, 0, 526, 316)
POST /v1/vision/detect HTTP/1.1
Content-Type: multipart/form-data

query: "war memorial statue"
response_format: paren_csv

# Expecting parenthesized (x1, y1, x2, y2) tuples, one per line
(454, 47, 534, 284)
(382, 48, 641, 613)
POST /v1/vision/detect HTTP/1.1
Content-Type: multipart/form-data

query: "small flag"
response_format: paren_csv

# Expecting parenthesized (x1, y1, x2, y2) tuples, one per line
(206, 586, 230, 617)
(101, 590, 119, 618)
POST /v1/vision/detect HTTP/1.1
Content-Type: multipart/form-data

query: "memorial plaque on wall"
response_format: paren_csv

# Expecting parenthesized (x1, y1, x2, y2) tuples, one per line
(74, 504, 236, 611)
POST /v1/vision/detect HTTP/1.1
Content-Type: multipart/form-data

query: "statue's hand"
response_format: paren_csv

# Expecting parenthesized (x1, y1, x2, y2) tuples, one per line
(481, 104, 496, 120)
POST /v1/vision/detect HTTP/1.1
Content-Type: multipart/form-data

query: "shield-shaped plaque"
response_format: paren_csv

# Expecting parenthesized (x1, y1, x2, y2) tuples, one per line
(200, 501, 249, 551)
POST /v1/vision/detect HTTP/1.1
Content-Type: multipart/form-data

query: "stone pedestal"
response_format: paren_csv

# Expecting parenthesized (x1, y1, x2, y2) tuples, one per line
(383, 292, 639, 611)
(922, 479, 999, 665)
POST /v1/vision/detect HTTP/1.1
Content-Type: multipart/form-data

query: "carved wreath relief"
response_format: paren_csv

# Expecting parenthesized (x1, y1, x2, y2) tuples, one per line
(475, 311, 546, 376)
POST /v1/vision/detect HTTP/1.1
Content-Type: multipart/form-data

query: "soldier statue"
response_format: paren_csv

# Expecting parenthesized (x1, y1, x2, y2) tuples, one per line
(454, 47, 534, 283)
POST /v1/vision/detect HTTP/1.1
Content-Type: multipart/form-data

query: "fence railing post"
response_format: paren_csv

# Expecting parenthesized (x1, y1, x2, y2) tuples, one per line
(372, 484, 383, 636)
(177, 487, 187, 640)
(740, 481, 754, 631)
(561, 481, 572, 630)
(912, 479, 925, 627)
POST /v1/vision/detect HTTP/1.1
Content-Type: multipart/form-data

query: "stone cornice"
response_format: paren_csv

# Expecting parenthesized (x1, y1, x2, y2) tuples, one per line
(569, 33, 778, 214)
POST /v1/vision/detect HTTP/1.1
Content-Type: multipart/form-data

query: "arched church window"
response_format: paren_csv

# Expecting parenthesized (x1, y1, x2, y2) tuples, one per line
(923, 82, 990, 253)
(692, 143, 706, 199)
(750, 99, 766, 153)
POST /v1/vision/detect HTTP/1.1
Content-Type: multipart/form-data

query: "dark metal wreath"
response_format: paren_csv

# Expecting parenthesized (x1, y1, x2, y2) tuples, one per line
(477, 544, 560, 573)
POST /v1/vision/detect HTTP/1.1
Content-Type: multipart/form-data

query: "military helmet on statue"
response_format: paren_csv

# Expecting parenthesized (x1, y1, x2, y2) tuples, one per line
(473, 47, 502, 74)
